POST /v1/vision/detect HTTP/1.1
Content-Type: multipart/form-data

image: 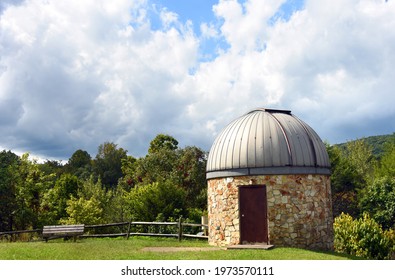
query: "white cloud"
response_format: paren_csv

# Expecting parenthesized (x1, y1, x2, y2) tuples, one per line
(260, 0, 395, 141)
(213, 0, 285, 53)
(0, 0, 199, 158)
(1, 0, 395, 160)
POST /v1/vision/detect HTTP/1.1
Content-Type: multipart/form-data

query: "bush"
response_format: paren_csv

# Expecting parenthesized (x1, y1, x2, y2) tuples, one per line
(334, 213, 394, 259)
(61, 197, 103, 225)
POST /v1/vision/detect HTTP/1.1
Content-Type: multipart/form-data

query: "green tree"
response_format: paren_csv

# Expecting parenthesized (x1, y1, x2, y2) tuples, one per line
(374, 142, 395, 179)
(327, 143, 360, 217)
(65, 149, 92, 180)
(40, 173, 80, 225)
(0, 150, 20, 231)
(328, 140, 375, 193)
(61, 177, 110, 225)
(120, 135, 208, 219)
(327, 143, 359, 193)
(62, 197, 103, 225)
(105, 185, 128, 223)
(172, 146, 207, 209)
(129, 135, 178, 185)
(123, 180, 187, 222)
(39, 160, 65, 178)
(344, 139, 376, 188)
(93, 142, 127, 188)
(148, 134, 178, 154)
(119, 155, 137, 189)
(358, 177, 395, 230)
(13, 154, 56, 229)
(328, 140, 377, 218)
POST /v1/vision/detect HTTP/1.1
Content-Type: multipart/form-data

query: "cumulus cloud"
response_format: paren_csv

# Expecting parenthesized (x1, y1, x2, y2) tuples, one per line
(187, 0, 395, 145)
(0, 0, 198, 158)
(1, 0, 395, 160)
(263, 0, 395, 141)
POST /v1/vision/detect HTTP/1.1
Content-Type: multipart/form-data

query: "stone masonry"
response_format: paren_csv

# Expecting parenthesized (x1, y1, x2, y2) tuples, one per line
(207, 174, 333, 250)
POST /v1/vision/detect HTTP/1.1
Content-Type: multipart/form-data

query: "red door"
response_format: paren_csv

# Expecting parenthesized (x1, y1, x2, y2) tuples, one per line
(239, 185, 268, 244)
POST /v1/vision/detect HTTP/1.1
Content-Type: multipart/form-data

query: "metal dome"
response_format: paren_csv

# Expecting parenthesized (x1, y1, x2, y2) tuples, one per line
(206, 108, 331, 179)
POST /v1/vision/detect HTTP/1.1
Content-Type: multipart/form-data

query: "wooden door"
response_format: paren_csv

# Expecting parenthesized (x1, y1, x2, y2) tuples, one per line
(239, 185, 268, 244)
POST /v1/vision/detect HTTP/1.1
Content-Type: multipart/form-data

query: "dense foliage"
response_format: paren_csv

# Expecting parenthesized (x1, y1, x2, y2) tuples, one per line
(329, 133, 395, 258)
(0, 134, 207, 231)
(334, 213, 394, 259)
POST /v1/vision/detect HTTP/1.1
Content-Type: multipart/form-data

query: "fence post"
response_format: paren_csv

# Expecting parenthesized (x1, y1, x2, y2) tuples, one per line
(178, 216, 183, 242)
(126, 219, 132, 240)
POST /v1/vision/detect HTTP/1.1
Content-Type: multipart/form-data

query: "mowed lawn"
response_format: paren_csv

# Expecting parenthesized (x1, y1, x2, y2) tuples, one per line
(0, 237, 359, 260)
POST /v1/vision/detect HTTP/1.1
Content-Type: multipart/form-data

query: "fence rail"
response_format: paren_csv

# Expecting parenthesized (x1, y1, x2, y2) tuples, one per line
(0, 217, 208, 242)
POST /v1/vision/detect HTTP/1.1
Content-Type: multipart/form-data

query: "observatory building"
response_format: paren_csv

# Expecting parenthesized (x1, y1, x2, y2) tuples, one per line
(206, 108, 333, 250)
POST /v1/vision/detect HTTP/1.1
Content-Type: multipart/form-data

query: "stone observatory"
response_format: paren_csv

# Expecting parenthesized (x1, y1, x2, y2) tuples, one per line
(206, 108, 333, 250)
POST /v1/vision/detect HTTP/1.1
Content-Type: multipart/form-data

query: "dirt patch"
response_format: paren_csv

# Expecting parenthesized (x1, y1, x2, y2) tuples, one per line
(141, 247, 224, 252)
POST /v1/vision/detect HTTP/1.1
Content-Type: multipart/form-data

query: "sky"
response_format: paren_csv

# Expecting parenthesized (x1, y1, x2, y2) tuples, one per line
(1, 0, 395, 161)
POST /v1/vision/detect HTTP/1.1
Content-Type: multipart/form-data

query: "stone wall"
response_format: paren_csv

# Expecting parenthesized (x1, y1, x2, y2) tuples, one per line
(207, 174, 333, 250)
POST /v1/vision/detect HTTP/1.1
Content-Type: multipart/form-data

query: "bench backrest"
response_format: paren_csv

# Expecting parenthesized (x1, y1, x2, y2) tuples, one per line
(43, 225, 85, 236)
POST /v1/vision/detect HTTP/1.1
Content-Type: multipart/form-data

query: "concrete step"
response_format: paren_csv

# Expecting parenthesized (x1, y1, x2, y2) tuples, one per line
(226, 244, 275, 250)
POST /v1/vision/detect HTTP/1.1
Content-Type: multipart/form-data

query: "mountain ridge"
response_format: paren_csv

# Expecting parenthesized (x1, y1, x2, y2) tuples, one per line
(334, 133, 395, 158)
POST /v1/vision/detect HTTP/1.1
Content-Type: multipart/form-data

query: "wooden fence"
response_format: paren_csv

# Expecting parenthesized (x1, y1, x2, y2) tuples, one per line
(0, 217, 208, 242)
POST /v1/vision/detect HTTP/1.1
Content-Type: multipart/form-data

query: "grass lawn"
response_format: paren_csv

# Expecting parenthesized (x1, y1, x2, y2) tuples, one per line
(0, 237, 359, 260)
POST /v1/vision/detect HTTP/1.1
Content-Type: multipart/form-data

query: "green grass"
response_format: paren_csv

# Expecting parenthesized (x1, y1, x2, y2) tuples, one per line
(0, 237, 359, 260)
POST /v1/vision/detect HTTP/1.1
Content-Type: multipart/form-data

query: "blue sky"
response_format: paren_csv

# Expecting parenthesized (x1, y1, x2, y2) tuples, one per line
(1, 0, 395, 161)
(152, 0, 220, 31)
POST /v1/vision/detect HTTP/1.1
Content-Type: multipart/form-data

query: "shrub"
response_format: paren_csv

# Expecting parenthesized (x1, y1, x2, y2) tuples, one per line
(333, 213, 357, 254)
(334, 213, 394, 259)
(61, 197, 103, 225)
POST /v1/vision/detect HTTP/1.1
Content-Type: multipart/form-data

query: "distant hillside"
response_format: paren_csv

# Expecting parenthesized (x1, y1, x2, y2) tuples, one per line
(335, 133, 395, 159)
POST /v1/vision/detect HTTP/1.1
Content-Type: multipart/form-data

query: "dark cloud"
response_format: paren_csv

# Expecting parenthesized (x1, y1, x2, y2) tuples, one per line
(0, 98, 24, 126)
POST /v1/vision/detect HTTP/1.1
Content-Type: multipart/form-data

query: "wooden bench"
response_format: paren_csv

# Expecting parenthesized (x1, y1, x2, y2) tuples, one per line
(42, 224, 85, 242)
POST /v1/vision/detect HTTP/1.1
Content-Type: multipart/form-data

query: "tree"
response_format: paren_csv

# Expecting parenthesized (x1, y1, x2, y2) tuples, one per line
(119, 155, 137, 189)
(39, 160, 64, 178)
(123, 180, 187, 222)
(40, 173, 80, 225)
(93, 142, 127, 188)
(327, 143, 359, 193)
(344, 139, 376, 187)
(172, 146, 207, 209)
(62, 196, 103, 225)
(374, 142, 395, 179)
(61, 177, 110, 225)
(128, 135, 179, 185)
(328, 140, 376, 218)
(65, 149, 92, 180)
(148, 134, 178, 154)
(13, 154, 56, 229)
(358, 177, 395, 230)
(0, 150, 20, 231)
(120, 135, 208, 214)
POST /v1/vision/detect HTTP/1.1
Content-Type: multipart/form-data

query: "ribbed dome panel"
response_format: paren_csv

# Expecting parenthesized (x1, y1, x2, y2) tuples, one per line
(206, 108, 330, 179)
